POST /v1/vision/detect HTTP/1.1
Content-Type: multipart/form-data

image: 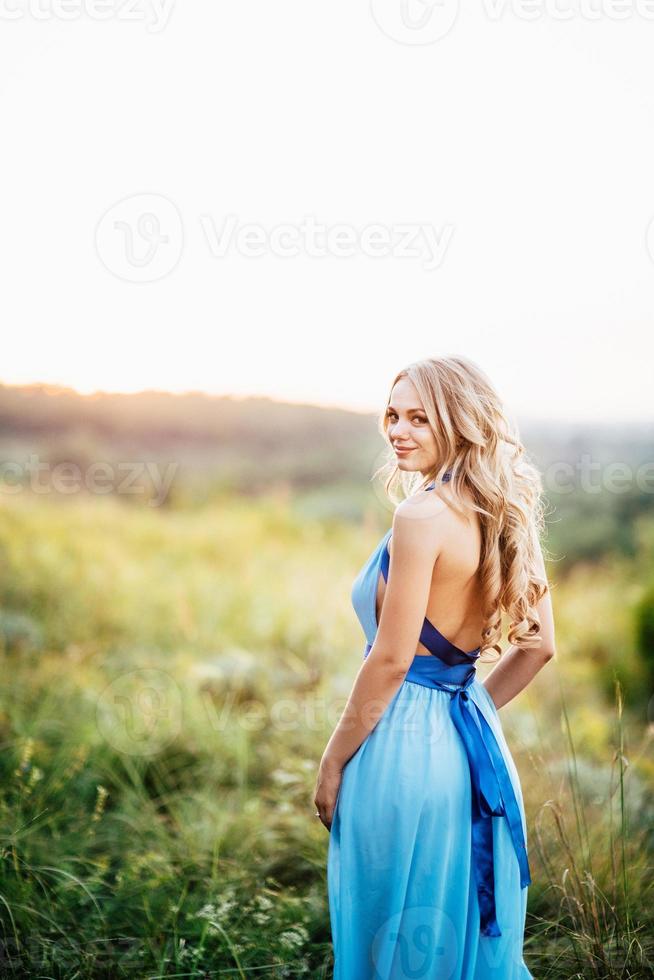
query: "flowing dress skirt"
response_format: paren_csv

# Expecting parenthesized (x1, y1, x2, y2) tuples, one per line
(327, 667, 532, 980)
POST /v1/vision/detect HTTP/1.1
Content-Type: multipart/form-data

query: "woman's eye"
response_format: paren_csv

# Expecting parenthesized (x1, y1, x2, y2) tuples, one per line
(387, 413, 426, 423)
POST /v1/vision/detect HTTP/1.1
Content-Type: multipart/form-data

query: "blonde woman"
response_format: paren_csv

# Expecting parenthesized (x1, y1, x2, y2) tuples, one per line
(315, 355, 556, 979)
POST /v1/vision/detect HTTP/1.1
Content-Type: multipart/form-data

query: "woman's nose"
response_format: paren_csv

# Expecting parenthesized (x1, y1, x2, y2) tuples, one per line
(391, 423, 411, 440)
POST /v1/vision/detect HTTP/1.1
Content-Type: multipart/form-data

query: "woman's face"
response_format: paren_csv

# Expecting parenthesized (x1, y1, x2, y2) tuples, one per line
(386, 378, 438, 476)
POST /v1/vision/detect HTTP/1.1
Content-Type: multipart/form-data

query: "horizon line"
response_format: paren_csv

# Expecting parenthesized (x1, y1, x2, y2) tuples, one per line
(0, 377, 651, 428)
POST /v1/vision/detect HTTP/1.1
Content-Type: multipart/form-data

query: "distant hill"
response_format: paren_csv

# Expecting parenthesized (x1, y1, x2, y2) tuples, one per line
(0, 382, 381, 494)
(0, 382, 652, 563)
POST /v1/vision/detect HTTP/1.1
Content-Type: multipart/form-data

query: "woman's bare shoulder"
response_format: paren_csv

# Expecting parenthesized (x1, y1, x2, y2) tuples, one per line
(395, 483, 476, 532)
(394, 487, 450, 523)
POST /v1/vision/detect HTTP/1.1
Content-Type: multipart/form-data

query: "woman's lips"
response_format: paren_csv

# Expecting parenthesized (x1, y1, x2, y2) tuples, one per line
(395, 447, 416, 455)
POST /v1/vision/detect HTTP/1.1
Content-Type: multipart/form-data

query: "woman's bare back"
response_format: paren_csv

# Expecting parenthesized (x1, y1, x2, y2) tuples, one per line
(376, 484, 485, 656)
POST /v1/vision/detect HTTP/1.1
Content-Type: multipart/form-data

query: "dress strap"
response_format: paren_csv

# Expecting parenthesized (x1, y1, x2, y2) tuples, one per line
(447, 678, 532, 935)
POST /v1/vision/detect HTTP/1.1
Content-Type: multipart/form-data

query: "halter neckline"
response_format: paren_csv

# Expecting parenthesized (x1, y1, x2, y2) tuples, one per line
(424, 469, 452, 491)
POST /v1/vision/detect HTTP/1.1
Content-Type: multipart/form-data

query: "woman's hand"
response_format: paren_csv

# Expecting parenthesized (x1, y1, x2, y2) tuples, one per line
(313, 755, 343, 831)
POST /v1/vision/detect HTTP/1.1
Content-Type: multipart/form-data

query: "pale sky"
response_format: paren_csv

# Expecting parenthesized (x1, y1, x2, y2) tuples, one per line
(1, 1, 653, 423)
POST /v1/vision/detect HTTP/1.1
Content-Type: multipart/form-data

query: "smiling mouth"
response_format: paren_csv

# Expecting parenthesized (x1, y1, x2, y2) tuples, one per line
(395, 447, 416, 453)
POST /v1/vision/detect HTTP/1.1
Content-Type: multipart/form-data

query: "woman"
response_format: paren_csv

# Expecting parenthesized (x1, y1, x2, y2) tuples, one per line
(314, 355, 556, 979)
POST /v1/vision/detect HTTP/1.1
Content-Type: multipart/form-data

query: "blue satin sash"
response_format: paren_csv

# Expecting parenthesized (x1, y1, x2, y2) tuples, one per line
(363, 642, 532, 938)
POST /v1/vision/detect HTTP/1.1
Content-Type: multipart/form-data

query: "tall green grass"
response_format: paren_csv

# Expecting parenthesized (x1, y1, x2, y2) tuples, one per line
(522, 677, 653, 978)
(0, 493, 652, 977)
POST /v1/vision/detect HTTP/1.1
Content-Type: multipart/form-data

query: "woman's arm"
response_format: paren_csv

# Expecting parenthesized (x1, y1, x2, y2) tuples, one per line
(482, 538, 556, 710)
(319, 497, 447, 773)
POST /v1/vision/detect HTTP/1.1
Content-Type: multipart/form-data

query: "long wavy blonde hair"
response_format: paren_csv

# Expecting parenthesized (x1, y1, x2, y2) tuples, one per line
(375, 355, 550, 661)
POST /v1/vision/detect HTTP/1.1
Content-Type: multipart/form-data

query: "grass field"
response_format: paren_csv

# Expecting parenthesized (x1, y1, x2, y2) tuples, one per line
(1, 492, 653, 978)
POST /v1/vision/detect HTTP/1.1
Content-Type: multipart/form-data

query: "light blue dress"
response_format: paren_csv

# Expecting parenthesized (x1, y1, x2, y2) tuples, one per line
(327, 481, 532, 979)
